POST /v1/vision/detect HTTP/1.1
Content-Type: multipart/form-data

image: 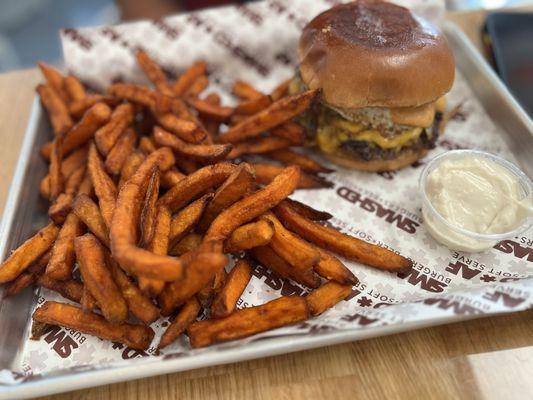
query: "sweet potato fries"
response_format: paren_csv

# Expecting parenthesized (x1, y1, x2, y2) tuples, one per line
(0, 58, 412, 352)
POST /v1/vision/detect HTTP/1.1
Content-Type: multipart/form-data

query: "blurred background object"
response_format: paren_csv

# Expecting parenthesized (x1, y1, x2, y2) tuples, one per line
(0, 0, 532, 73)
(445, 0, 531, 9)
(482, 12, 533, 116)
(0, 0, 119, 71)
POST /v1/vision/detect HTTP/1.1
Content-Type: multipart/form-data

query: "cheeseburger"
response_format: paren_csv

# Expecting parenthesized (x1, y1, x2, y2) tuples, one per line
(291, 0, 455, 171)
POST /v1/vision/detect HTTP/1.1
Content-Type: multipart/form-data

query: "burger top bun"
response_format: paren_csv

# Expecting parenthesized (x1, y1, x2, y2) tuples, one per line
(298, 0, 455, 109)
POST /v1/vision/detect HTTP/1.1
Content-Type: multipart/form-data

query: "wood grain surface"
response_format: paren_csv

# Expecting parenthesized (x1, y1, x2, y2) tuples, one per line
(0, 9, 532, 400)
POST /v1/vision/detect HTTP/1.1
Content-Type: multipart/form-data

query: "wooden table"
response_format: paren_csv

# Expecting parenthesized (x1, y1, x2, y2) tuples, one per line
(1, 7, 532, 400)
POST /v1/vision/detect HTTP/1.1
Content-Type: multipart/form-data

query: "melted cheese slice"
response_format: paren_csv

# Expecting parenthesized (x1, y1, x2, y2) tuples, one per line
(317, 126, 340, 154)
(355, 128, 423, 149)
(317, 123, 424, 153)
(330, 119, 424, 149)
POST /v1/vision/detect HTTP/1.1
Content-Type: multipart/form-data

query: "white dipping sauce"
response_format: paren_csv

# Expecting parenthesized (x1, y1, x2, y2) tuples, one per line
(422, 155, 531, 252)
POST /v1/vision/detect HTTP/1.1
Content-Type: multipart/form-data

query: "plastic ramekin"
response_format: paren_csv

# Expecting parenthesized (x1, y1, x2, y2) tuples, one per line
(419, 150, 533, 253)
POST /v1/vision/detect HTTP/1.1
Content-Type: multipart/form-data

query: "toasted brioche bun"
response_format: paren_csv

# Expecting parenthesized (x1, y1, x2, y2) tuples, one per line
(298, 0, 455, 109)
(325, 148, 428, 172)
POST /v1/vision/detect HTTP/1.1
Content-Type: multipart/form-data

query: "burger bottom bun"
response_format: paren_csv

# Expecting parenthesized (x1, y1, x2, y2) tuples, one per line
(324, 148, 429, 172)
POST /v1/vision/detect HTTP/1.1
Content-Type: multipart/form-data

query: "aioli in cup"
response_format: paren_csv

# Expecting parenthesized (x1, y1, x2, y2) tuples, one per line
(419, 150, 532, 252)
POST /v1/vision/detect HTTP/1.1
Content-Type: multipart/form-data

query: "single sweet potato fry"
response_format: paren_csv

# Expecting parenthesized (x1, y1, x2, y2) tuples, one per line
(33, 301, 155, 350)
(160, 168, 185, 189)
(75, 233, 128, 323)
(48, 134, 65, 201)
(232, 80, 263, 101)
(94, 103, 134, 155)
(282, 199, 332, 221)
(234, 95, 272, 116)
(75, 170, 92, 197)
(62, 169, 90, 201)
(81, 285, 98, 312)
(148, 144, 176, 173)
(139, 136, 157, 155)
(30, 320, 52, 340)
(196, 266, 226, 309)
(41, 146, 89, 198)
(105, 128, 137, 175)
(41, 103, 112, 160)
(88, 143, 117, 227)
(48, 166, 86, 224)
(148, 207, 172, 257)
(168, 233, 203, 256)
(306, 281, 353, 316)
(37, 276, 84, 303)
(205, 166, 300, 242)
(139, 168, 160, 247)
(0, 223, 60, 284)
(110, 148, 188, 281)
(46, 213, 85, 281)
(220, 90, 319, 143)
(135, 49, 174, 96)
(158, 250, 228, 315)
(37, 84, 73, 135)
(158, 163, 237, 213)
(64, 75, 86, 102)
(184, 74, 209, 98)
(173, 61, 207, 96)
(78, 171, 94, 200)
(119, 151, 145, 189)
(158, 297, 201, 349)
(139, 206, 172, 297)
(197, 164, 255, 232)
(72, 169, 91, 195)
(3, 252, 50, 298)
(211, 258, 252, 318)
(202, 93, 222, 142)
(260, 212, 319, 272)
(72, 194, 110, 247)
(315, 248, 358, 285)
(270, 122, 306, 145)
(157, 113, 207, 143)
(108, 257, 160, 324)
(69, 95, 119, 119)
(270, 79, 290, 101)
(188, 296, 309, 348)
(253, 163, 332, 189)
(107, 83, 156, 109)
(38, 62, 68, 102)
(153, 93, 193, 120)
(224, 220, 274, 253)
(153, 127, 232, 164)
(187, 98, 233, 122)
(250, 246, 320, 289)
(170, 97, 197, 121)
(169, 194, 212, 247)
(137, 138, 181, 189)
(226, 137, 292, 159)
(266, 149, 334, 174)
(274, 202, 413, 272)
